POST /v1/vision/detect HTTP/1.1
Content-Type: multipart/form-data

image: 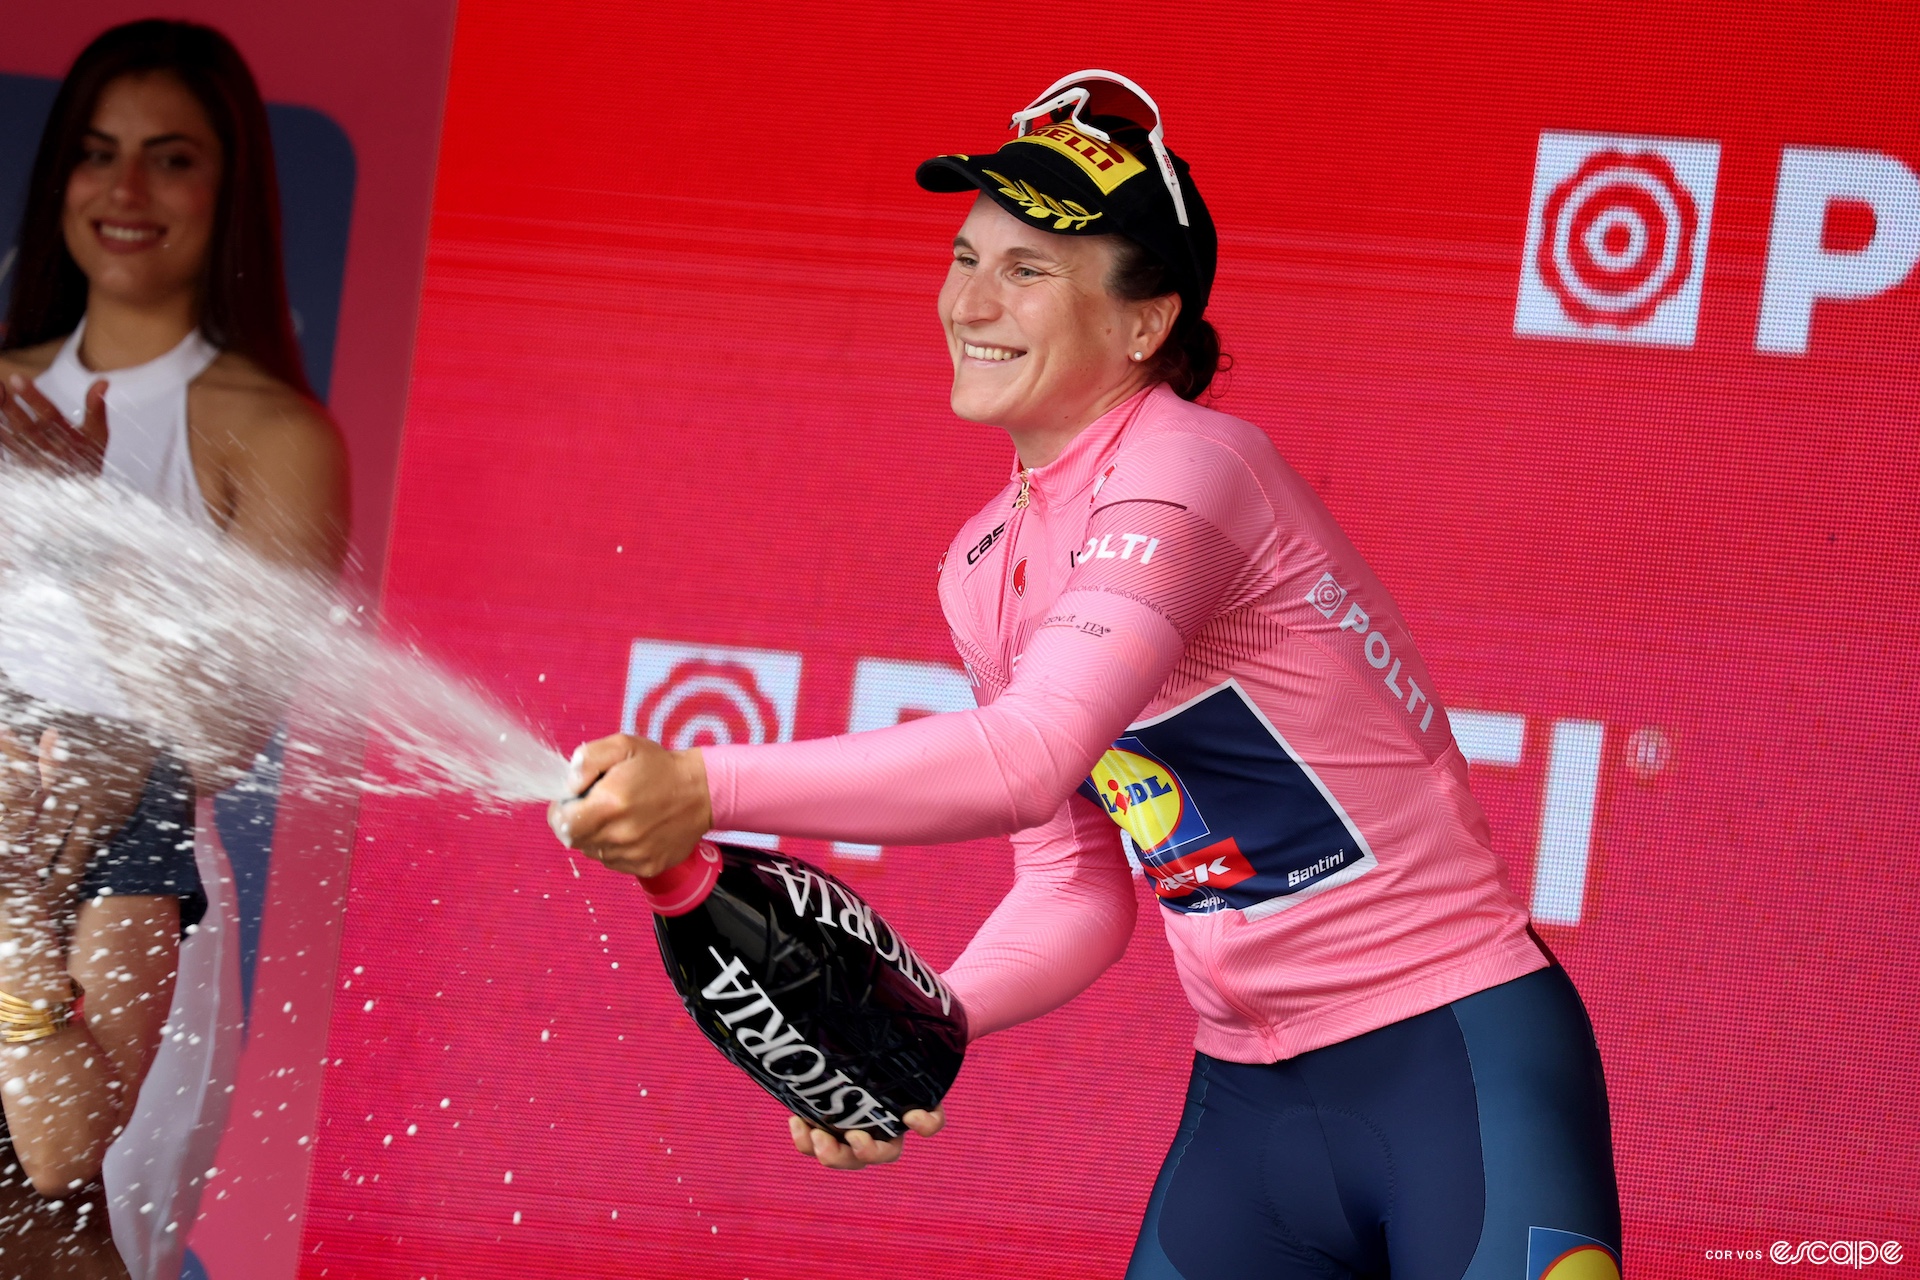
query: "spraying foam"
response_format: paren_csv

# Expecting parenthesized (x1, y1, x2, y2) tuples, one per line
(0, 465, 571, 805)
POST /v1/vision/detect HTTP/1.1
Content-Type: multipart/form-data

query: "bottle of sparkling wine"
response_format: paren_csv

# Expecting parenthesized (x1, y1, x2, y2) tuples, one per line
(638, 840, 968, 1140)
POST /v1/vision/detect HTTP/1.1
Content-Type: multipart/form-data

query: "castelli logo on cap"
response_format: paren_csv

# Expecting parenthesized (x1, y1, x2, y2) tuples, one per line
(1516, 131, 1720, 347)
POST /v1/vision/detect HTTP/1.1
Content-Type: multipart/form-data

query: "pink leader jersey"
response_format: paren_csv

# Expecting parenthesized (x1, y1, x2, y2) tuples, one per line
(703, 383, 1548, 1063)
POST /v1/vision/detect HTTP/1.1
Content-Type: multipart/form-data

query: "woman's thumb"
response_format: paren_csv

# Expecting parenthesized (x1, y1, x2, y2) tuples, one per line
(83, 380, 110, 452)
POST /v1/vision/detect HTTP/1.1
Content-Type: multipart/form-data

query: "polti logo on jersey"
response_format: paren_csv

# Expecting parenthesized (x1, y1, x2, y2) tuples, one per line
(1078, 680, 1378, 918)
(1305, 572, 1348, 619)
(1516, 131, 1720, 346)
(1075, 531, 1159, 567)
(1527, 1227, 1621, 1280)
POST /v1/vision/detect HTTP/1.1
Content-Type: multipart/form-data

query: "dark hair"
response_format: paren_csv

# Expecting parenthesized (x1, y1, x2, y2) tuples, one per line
(1107, 236, 1227, 401)
(2, 19, 311, 397)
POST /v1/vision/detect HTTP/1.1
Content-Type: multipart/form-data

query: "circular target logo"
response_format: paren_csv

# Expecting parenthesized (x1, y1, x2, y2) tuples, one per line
(1537, 149, 1700, 328)
(635, 658, 782, 749)
(1304, 571, 1349, 619)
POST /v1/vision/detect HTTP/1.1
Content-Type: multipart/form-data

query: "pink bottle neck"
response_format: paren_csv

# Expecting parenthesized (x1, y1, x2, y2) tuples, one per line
(637, 840, 724, 915)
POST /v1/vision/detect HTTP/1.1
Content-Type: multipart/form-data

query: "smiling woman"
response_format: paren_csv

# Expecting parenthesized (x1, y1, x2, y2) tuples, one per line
(554, 70, 1621, 1280)
(0, 19, 346, 1280)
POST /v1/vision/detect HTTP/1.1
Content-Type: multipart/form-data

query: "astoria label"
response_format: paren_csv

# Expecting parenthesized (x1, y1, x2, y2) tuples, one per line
(700, 947, 904, 1137)
(766, 859, 955, 1015)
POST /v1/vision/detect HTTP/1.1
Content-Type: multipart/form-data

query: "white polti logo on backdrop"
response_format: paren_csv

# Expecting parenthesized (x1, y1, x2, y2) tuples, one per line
(622, 639, 802, 849)
(1516, 131, 1721, 346)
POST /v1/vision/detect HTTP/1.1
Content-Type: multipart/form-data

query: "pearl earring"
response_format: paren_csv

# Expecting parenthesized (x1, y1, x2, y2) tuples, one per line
(1132, 351, 1144, 362)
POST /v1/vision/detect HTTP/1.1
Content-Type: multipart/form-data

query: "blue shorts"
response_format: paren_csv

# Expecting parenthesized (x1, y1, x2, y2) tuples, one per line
(1126, 962, 1622, 1280)
(79, 752, 206, 932)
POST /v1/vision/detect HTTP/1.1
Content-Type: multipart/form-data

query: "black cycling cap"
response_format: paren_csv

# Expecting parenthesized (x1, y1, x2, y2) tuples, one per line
(916, 70, 1217, 317)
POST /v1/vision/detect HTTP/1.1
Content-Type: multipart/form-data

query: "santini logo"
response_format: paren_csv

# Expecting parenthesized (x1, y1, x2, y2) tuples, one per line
(1288, 849, 1347, 888)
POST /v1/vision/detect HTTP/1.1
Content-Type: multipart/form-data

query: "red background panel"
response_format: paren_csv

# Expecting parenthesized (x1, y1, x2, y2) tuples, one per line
(304, 1, 1919, 1277)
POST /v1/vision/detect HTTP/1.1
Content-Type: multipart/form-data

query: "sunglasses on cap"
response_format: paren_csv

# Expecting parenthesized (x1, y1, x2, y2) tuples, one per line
(1009, 70, 1190, 228)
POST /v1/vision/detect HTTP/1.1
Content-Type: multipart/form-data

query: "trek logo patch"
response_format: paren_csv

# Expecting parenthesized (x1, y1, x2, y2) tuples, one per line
(1144, 837, 1255, 900)
(1078, 680, 1378, 918)
(1527, 1227, 1621, 1280)
(1010, 121, 1148, 194)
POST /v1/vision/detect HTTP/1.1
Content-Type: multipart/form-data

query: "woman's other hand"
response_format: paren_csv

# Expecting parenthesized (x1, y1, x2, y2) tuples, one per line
(0, 376, 109, 475)
(548, 734, 712, 878)
(789, 1108, 945, 1171)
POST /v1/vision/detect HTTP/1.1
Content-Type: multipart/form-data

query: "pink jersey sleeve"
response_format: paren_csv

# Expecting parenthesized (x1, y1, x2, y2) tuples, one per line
(701, 429, 1271, 1036)
(940, 794, 1137, 1041)
(703, 593, 1183, 843)
(1067, 434, 1273, 636)
(702, 433, 1268, 846)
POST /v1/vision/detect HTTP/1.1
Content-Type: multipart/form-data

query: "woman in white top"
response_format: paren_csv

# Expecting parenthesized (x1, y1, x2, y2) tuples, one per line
(0, 20, 345, 1277)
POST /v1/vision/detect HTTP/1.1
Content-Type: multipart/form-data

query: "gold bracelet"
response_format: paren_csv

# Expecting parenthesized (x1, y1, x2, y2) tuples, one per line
(0, 989, 72, 1045)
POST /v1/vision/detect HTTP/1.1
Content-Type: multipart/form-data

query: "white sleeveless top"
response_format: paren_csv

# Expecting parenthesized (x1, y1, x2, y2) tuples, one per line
(25, 324, 245, 1280)
(36, 320, 223, 531)
(0, 324, 223, 717)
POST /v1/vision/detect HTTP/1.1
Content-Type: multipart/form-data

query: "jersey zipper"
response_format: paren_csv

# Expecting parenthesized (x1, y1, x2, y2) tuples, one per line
(999, 469, 1033, 660)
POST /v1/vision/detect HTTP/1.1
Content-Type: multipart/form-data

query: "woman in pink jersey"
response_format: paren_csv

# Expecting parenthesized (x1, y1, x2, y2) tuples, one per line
(557, 72, 1622, 1280)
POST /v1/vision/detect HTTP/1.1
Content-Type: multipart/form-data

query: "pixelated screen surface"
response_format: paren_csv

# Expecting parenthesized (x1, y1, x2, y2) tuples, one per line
(301, 1, 1918, 1276)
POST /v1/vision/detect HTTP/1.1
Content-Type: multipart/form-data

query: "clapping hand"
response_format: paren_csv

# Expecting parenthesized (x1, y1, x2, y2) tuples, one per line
(0, 376, 108, 476)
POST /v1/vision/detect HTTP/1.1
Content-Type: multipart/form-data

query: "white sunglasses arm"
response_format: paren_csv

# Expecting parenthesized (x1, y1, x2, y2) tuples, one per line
(1010, 69, 1191, 228)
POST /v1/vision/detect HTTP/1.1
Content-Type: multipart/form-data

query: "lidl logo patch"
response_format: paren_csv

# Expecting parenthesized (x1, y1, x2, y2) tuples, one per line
(1528, 1226, 1621, 1280)
(1087, 741, 1208, 853)
(1078, 682, 1378, 917)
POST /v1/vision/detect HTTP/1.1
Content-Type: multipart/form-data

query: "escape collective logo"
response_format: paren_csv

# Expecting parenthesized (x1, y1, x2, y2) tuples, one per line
(1770, 1241, 1904, 1267)
(1702, 1241, 1906, 1267)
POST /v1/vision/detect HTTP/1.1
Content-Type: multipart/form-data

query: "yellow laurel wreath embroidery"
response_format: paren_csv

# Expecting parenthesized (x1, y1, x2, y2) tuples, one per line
(981, 169, 1101, 231)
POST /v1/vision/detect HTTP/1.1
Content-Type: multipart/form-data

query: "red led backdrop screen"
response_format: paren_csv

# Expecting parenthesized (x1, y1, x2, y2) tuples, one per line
(301, 1, 1919, 1277)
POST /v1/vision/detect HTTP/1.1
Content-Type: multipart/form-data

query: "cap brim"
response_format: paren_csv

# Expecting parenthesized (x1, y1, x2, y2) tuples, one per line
(914, 151, 1117, 237)
(915, 154, 993, 194)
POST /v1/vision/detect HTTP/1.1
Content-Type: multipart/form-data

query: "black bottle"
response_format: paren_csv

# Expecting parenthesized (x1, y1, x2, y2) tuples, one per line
(639, 840, 968, 1140)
